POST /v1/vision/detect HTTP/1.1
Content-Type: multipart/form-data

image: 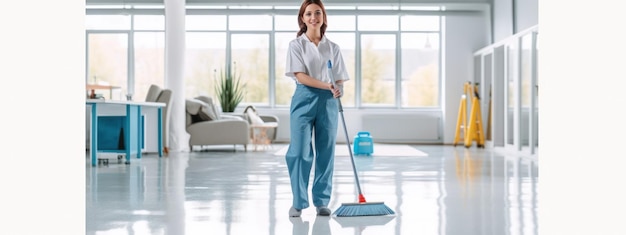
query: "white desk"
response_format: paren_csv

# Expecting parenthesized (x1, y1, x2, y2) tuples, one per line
(86, 99, 165, 166)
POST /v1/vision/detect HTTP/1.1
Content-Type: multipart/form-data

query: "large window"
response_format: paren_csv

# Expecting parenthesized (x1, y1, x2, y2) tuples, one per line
(231, 33, 270, 105)
(85, 15, 130, 30)
(327, 33, 356, 107)
(400, 15, 441, 108)
(133, 32, 165, 100)
(184, 32, 226, 99)
(326, 15, 356, 31)
(360, 34, 396, 107)
(274, 32, 296, 107)
(85, 14, 164, 101)
(229, 15, 272, 31)
(86, 33, 128, 100)
(401, 33, 439, 107)
(357, 16, 398, 108)
(86, 7, 442, 109)
(358, 15, 399, 31)
(186, 15, 227, 31)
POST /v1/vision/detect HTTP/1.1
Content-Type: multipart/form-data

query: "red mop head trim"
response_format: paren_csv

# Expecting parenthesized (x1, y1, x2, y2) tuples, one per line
(358, 194, 367, 203)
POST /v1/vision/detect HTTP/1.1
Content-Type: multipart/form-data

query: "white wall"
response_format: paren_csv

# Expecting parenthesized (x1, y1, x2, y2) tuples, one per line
(3, 0, 85, 234)
(252, 108, 443, 144)
(442, 10, 491, 144)
(493, 0, 538, 42)
(515, 0, 538, 32)
(493, 0, 513, 42)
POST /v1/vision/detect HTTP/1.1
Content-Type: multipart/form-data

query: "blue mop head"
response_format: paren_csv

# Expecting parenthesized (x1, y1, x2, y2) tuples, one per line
(333, 202, 395, 217)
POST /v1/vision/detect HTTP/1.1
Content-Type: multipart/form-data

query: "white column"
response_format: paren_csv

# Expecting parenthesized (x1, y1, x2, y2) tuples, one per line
(164, 0, 188, 152)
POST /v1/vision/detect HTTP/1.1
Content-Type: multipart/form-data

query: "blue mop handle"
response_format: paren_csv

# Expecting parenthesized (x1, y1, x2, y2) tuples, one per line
(327, 60, 364, 197)
(327, 60, 343, 112)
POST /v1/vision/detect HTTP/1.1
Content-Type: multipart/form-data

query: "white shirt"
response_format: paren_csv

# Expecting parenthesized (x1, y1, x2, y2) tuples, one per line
(285, 34, 350, 84)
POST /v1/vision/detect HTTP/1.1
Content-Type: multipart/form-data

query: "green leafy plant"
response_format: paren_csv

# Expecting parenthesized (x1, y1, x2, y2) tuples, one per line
(214, 63, 246, 113)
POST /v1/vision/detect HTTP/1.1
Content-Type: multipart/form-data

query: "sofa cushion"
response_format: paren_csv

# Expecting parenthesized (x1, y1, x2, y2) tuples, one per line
(185, 99, 203, 115)
(186, 98, 218, 121)
(213, 101, 223, 120)
(195, 96, 222, 120)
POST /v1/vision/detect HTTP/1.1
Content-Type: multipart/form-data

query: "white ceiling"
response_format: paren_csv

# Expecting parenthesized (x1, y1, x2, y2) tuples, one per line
(86, 0, 491, 7)
(86, 0, 491, 13)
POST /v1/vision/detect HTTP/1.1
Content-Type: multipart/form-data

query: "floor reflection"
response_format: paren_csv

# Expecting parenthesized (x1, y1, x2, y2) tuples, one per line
(86, 145, 538, 235)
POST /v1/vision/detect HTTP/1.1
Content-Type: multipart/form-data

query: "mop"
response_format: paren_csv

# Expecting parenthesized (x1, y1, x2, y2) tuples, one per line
(327, 60, 395, 217)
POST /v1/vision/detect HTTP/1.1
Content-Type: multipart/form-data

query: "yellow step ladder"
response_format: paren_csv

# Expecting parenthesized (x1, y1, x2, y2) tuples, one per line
(453, 82, 470, 146)
(453, 82, 485, 148)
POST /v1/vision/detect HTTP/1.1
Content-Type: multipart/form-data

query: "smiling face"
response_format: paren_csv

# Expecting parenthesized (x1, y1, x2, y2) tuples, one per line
(302, 4, 324, 32)
(297, 0, 327, 36)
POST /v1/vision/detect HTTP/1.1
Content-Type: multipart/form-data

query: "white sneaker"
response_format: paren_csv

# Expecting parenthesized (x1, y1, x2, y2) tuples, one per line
(289, 207, 302, 217)
(316, 206, 331, 216)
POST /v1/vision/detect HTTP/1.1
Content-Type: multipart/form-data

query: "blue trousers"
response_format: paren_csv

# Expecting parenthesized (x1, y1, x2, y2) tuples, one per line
(286, 84, 338, 209)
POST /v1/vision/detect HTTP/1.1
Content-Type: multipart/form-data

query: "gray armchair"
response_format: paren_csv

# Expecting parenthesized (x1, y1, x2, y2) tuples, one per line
(145, 84, 173, 153)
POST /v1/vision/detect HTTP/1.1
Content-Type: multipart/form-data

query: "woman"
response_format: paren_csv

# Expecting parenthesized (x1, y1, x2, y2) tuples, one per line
(284, 0, 350, 217)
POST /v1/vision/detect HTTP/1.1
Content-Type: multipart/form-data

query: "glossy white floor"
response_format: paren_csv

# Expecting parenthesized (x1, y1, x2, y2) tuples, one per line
(86, 144, 538, 235)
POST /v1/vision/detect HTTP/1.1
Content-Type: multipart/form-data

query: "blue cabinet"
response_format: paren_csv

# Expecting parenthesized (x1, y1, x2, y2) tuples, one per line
(97, 116, 145, 152)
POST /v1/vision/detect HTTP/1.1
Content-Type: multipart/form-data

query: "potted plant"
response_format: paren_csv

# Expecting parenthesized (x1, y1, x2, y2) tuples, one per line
(214, 62, 246, 113)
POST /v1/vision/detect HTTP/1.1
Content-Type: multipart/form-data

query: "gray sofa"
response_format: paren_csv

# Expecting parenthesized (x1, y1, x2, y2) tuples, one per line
(185, 96, 278, 151)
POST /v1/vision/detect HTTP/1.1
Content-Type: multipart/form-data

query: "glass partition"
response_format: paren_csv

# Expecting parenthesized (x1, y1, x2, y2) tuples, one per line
(533, 32, 539, 153)
(474, 26, 538, 155)
(506, 40, 518, 147)
(483, 53, 493, 141)
(520, 34, 532, 148)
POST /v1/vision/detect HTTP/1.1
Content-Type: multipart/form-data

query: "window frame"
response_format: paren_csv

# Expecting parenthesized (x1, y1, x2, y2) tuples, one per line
(85, 6, 444, 110)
